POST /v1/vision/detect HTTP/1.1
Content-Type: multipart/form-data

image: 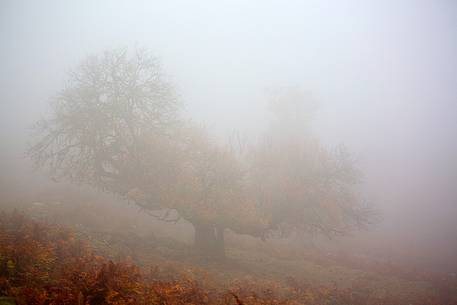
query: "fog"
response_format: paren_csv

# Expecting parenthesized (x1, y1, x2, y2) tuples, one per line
(1, 1, 457, 302)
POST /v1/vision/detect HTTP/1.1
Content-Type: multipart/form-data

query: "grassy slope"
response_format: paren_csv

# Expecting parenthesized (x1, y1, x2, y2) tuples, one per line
(1, 200, 444, 303)
(81, 228, 435, 303)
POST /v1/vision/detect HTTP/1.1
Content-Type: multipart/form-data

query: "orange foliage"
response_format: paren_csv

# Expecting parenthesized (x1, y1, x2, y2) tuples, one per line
(0, 211, 208, 305)
(0, 211, 454, 305)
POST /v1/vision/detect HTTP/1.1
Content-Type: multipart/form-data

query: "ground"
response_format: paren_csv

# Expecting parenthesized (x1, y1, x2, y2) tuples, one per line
(1, 199, 455, 304)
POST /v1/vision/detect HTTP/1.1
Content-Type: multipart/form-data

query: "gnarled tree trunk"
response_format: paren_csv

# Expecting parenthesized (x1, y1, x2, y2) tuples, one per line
(192, 222, 225, 258)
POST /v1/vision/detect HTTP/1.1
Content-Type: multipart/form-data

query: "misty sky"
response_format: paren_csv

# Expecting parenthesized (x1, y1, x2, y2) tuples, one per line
(1, 0, 457, 254)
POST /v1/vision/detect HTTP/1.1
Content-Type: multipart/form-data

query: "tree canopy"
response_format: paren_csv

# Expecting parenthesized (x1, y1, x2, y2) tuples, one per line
(248, 89, 374, 238)
(29, 49, 375, 257)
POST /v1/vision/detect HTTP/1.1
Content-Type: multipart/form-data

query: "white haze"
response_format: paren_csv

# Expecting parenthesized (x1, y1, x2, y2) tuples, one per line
(1, 0, 457, 270)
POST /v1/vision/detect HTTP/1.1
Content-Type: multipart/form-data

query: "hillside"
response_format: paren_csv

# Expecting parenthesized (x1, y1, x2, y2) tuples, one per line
(1, 205, 455, 305)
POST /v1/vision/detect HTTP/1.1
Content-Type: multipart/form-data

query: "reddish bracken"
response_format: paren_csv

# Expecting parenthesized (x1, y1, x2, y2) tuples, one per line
(0, 211, 454, 305)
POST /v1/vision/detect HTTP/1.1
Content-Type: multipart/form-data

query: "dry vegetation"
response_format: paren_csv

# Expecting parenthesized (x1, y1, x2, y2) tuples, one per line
(1, 207, 455, 305)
